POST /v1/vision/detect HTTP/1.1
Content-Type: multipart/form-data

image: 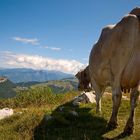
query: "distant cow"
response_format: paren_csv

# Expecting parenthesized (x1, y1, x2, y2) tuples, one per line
(76, 7, 140, 136)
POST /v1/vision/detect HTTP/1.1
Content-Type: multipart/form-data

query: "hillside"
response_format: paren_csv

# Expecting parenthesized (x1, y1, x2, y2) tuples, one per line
(0, 77, 16, 98)
(0, 88, 140, 140)
(17, 77, 78, 94)
(0, 68, 74, 83)
(33, 81, 77, 94)
(0, 76, 77, 98)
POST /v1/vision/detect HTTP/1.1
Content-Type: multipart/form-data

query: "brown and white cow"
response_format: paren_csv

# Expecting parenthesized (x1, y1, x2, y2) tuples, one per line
(76, 7, 140, 135)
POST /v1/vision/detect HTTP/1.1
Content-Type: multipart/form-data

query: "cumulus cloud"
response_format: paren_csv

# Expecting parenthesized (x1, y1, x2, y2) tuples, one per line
(12, 37, 62, 51)
(12, 37, 39, 45)
(44, 46, 61, 51)
(0, 52, 85, 74)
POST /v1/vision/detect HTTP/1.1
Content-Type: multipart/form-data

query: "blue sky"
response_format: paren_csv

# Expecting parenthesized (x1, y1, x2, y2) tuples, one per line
(0, 0, 139, 74)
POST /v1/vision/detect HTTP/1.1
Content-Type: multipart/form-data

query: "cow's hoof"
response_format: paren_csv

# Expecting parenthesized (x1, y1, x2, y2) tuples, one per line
(123, 126, 133, 136)
(123, 121, 134, 136)
(106, 122, 118, 131)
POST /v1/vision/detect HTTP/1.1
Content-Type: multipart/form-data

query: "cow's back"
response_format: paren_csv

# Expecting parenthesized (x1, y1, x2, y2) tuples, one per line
(89, 13, 140, 88)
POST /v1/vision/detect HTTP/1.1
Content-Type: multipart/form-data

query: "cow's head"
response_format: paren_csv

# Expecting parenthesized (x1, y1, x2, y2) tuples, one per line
(75, 66, 92, 92)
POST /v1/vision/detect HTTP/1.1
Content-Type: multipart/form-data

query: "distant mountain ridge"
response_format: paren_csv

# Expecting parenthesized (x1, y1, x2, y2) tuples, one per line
(0, 68, 74, 83)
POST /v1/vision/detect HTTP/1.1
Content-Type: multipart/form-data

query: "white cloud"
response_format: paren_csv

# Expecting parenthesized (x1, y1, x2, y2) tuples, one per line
(12, 37, 62, 51)
(12, 37, 39, 45)
(44, 46, 61, 51)
(0, 52, 85, 74)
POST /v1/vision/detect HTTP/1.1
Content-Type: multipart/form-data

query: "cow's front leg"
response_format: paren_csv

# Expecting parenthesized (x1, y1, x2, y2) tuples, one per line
(123, 88, 139, 135)
(107, 87, 122, 130)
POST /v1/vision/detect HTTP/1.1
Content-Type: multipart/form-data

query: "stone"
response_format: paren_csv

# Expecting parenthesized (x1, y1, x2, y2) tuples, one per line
(69, 110, 78, 117)
(45, 115, 53, 121)
(72, 92, 96, 106)
(0, 108, 14, 120)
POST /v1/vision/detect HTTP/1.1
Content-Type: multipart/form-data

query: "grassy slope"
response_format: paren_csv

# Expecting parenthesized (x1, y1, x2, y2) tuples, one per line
(0, 89, 140, 140)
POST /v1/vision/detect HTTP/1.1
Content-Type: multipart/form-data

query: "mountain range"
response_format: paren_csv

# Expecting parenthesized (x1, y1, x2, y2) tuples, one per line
(0, 68, 74, 83)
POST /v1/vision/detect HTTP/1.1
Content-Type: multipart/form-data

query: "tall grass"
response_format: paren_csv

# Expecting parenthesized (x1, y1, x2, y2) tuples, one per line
(0, 88, 78, 140)
(0, 87, 78, 109)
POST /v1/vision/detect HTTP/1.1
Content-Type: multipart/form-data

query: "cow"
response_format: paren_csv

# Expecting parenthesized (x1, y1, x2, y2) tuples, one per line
(75, 64, 139, 135)
(76, 7, 140, 136)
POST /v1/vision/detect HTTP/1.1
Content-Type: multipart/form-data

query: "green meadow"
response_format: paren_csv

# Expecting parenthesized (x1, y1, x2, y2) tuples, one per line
(0, 87, 140, 140)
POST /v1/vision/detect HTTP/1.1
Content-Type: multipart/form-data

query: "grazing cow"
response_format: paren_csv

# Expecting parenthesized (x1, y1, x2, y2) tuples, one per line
(76, 7, 140, 135)
(76, 65, 139, 135)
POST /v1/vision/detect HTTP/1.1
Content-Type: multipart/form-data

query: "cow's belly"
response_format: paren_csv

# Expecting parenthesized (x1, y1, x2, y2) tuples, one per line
(121, 51, 140, 89)
(89, 60, 112, 87)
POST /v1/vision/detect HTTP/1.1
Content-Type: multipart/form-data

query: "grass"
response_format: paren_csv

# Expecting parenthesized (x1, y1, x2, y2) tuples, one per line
(0, 88, 140, 140)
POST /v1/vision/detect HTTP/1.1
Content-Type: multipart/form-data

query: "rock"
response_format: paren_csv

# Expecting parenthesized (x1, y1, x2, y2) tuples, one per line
(84, 92, 96, 103)
(45, 115, 53, 121)
(59, 106, 64, 111)
(69, 110, 78, 117)
(16, 111, 23, 115)
(0, 77, 7, 83)
(122, 95, 129, 100)
(22, 108, 28, 111)
(72, 92, 96, 106)
(0, 108, 14, 120)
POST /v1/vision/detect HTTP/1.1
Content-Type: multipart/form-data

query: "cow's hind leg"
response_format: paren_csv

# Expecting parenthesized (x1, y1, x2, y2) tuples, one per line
(123, 88, 139, 136)
(91, 79, 105, 113)
(107, 87, 122, 130)
(95, 89, 104, 113)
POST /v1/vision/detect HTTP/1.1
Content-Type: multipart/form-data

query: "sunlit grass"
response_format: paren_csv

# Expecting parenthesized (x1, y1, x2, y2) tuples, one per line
(0, 88, 140, 140)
